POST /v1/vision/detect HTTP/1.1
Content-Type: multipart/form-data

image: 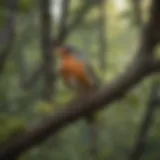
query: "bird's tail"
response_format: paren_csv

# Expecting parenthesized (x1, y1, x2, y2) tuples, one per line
(86, 114, 99, 160)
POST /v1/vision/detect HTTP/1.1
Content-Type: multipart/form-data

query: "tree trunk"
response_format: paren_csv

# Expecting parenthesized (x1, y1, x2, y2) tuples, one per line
(40, 0, 55, 102)
(98, 0, 107, 71)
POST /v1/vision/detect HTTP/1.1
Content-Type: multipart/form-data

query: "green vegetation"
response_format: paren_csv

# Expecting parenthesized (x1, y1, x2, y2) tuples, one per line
(0, 0, 159, 160)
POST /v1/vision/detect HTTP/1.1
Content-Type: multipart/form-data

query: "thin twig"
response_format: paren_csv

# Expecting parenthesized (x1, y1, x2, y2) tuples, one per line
(129, 82, 160, 160)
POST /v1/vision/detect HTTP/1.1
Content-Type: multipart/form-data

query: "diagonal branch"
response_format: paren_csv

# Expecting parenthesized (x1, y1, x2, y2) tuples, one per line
(64, 0, 95, 39)
(0, 54, 159, 160)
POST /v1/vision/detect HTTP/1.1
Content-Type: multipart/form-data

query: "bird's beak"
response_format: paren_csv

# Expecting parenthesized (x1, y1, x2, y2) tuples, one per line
(56, 47, 66, 57)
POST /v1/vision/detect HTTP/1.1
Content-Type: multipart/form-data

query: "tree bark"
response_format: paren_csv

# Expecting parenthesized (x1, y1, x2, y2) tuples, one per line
(40, 0, 54, 101)
(132, 0, 142, 26)
(98, 0, 107, 71)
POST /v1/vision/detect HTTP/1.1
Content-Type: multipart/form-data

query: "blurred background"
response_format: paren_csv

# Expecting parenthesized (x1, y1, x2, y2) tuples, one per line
(0, 0, 160, 160)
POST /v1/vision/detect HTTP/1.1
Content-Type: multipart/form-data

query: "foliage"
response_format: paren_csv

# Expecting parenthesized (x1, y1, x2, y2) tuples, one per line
(0, 0, 160, 160)
(0, 115, 25, 142)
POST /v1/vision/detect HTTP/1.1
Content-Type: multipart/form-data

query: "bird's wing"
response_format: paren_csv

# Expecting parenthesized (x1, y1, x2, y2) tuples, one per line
(71, 48, 101, 89)
(84, 62, 101, 89)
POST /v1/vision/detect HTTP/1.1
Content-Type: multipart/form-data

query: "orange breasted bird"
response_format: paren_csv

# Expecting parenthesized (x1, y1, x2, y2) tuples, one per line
(56, 45, 101, 157)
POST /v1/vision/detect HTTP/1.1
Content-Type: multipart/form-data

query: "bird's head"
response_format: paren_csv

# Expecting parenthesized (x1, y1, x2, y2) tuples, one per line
(56, 45, 75, 57)
(56, 45, 83, 59)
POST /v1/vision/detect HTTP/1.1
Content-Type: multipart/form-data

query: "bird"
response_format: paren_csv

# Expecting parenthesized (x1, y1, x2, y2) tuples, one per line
(56, 45, 101, 159)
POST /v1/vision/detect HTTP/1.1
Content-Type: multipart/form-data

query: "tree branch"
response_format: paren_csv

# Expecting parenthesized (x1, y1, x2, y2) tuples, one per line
(132, 0, 142, 26)
(98, 0, 107, 70)
(64, 0, 95, 39)
(55, 0, 70, 45)
(129, 82, 160, 160)
(0, 55, 158, 160)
